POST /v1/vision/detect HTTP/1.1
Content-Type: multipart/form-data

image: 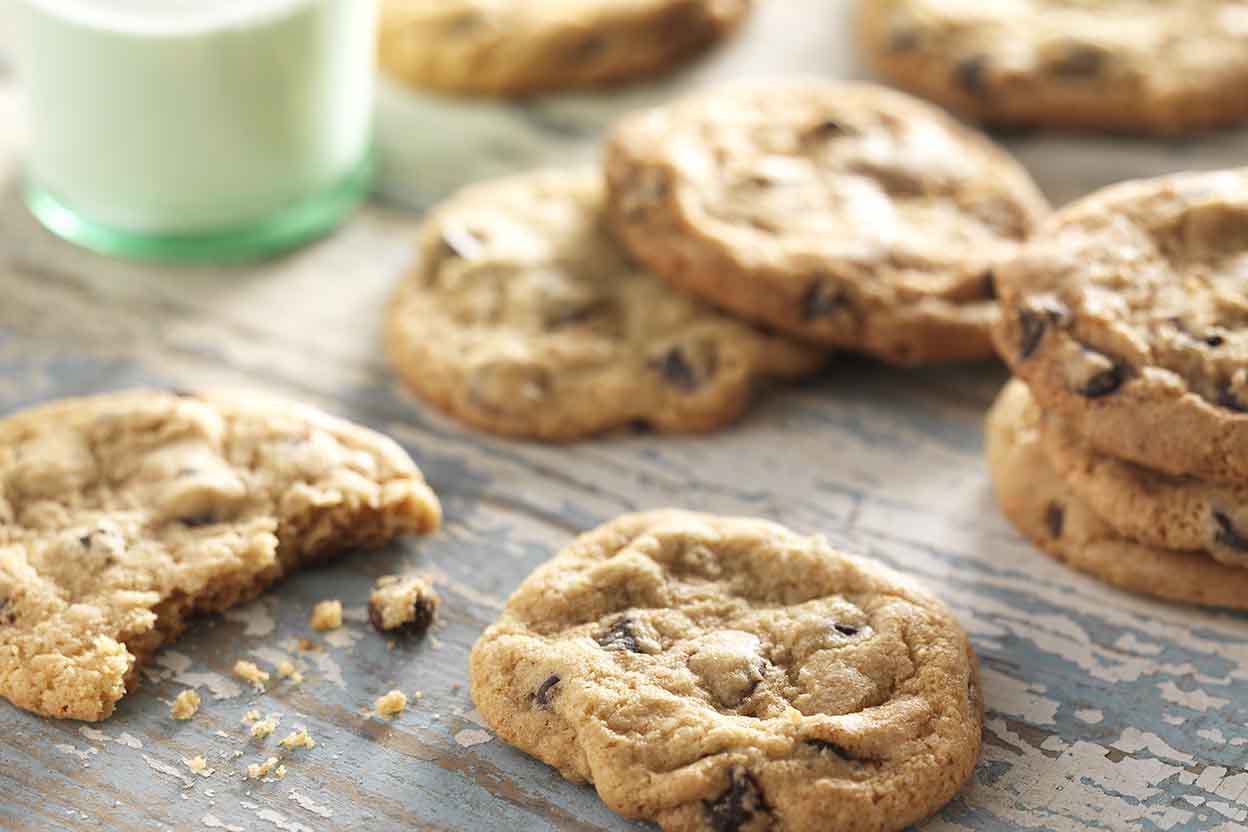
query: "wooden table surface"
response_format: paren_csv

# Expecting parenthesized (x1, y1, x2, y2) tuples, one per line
(5, 3, 1248, 830)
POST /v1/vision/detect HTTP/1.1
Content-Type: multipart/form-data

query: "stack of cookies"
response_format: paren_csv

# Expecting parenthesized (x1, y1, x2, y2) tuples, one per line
(386, 79, 1050, 441)
(987, 168, 1248, 608)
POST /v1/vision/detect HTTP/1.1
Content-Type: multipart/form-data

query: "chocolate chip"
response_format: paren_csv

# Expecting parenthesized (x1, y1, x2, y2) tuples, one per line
(1045, 502, 1064, 539)
(1017, 301, 1068, 359)
(368, 596, 437, 638)
(801, 279, 853, 322)
(1078, 364, 1125, 398)
(1214, 512, 1248, 552)
(78, 533, 93, 547)
(597, 617, 642, 653)
(982, 270, 997, 300)
(1051, 44, 1107, 79)
(533, 675, 561, 708)
(179, 513, 220, 528)
(169, 388, 197, 399)
(654, 346, 715, 393)
(1217, 384, 1248, 413)
(954, 55, 989, 97)
(1206, 334, 1226, 348)
(833, 623, 860, 637)
(807, 119, 852, 141)
(0, 597, 12, 626)
(807, 739, 873, 763)
(704, 767, 769, 832)
(570, 33, 608, 62)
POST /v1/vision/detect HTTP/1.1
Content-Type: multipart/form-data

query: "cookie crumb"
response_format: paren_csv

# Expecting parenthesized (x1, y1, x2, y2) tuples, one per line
(275, 764, 288, 780)
(246, 756, 280, 780)
(243, 709, 262, 724)
(374, 690, 408, 717)
(184, 755, 214, 777)
(250, 715, 280, 739)
(309, 600, 343, 631)
(368, 576, 440, 635)
(171, 689, 201, 720)
(233, 660, 269, 691)
(296, 638, 320, 652)
(276, 660, 304, 684)
(280, 727, 316, 750)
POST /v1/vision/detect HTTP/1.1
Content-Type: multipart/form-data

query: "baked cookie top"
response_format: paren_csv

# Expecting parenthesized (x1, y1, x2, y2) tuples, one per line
(470, 510, 981, 832)
(379, 0, 751, 96)
(605, 80, 1049, 365)
(0, 390, 441, 721)
(994, 169, 1248, 483)
(859, 0, 1248, 134)
(987, 379, 1248, 610)
(1040, 394, 1248, 567)
(385, 168, 822, 441)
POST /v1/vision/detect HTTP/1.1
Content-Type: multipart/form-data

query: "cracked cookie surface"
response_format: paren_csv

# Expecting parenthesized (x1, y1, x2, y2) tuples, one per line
(994, 169, 1248, 483)
(469, 510, 981, 831)
(859, 0, 1248, 134)
(605, 81, 1049, 365)
(385, 169, 822, 441)
(378, 0, 751, 96)
(988, 379, 1248, 609)
(0, 390, 441, 720)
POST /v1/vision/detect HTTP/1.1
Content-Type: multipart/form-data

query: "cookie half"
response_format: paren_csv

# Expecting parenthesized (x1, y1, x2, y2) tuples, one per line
(385, 169, 823, 441)
(1040, 395, 1248, 567)
(605, 80, 1050, 365)
(470, 510, 982, 832)
(859, 0, 1248, 135)
(987, 379, 1248, 610)
(994, 168, 1248, 484)
(0, 391, 441, 720)
(379, 0, 751, 96)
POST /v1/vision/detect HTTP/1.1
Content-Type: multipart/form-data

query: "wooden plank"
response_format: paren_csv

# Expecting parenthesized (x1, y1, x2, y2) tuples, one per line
(4, 3, 1248, 830)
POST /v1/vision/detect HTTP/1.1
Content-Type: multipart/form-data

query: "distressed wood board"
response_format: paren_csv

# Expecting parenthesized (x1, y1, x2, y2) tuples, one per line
(4, 2, 1248, 830)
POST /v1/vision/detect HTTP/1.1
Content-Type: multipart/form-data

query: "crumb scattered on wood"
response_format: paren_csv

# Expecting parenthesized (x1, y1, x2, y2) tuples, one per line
(246, 756, 280, 780)
(171, 690, 201, 720)
(233, 660, 270, 691)
(243, 709, 262, 724)
(280, 727, 316, 751)
(374, 690, 407, 717)
(309, 600, 343, 631)
(184, 755, 214, 777)
(250, 715, 280, 739)
(276, 660, 303, 684)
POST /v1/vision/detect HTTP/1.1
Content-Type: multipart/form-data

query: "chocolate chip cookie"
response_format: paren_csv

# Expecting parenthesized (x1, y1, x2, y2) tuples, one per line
(0, 390, 441, 720)
(1040, 396, 1248, 567)
(378, 0, 751, 97)
(470, 510, 982, 831)
(605, 80, 1050, 366)
(859, 0, 1248, 134)
(385, 169, 822, 441)
(994, 168, 1248, 484)
(988, 380, 1248, 609)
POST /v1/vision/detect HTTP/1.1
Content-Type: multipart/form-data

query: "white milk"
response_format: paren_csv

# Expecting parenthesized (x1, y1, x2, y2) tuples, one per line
(13, 0, 377, 235)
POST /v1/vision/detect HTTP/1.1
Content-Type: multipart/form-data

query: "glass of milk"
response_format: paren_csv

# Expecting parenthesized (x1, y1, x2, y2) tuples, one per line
(11, 0, 378, 262)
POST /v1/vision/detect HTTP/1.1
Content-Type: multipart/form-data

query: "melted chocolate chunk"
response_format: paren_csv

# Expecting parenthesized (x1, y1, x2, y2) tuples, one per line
(808, 119, 852, 141)
(1051, 44, 1107, 79)
(179, 513, 221, 529)
(1017, 302, 1068, 359)
(597, 617, 642, 653)
(533, 674, 561, 708)
(800, 279, 851, 322)
(0, 596, 13, 626)
(833, 623, 860, 637)
(169, 388, 197, 399)
(954, 55, 989, 97)
(654, 346, 714, 393)
(1214, 512, 1248, 552)
(1217, 384, 1248, 413)
(570, 33, 608, 62)
(704, 768, 769, 832)
(1045, 502, 1065, 539)
(807, 739, 874, 763)
(368, 596, 437, 638)
(1206, 334, 1226, 348)
(1077, 364, 1125, 398)
(982, 270, 997, 300)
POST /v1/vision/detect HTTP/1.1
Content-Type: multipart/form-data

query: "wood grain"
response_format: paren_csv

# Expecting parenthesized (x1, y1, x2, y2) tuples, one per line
(4, 3, 1248, 830)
